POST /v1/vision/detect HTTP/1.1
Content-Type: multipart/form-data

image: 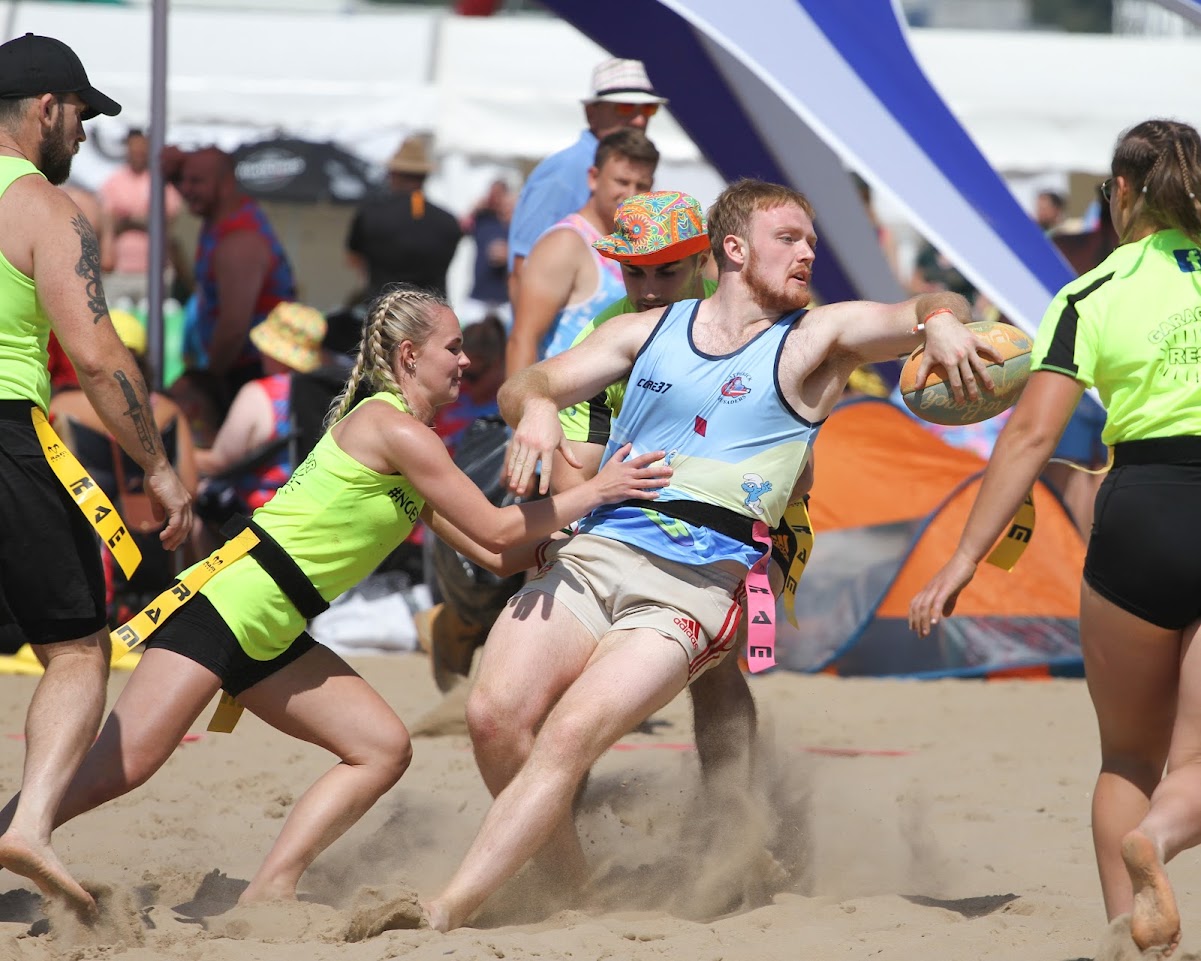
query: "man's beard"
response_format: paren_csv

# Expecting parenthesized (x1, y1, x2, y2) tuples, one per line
(744, 248, 811, 314)
(38, 113, 74, 186)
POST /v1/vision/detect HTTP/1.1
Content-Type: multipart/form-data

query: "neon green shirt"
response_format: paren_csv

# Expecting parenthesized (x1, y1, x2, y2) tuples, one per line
(0, 158, 51, 411)
(1031, 228, 1201, 445)
(559, 277, 719, 444)
(200, 392, 425, 659)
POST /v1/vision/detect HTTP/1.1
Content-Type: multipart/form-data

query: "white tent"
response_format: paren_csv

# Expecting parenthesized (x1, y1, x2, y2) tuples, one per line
(7, 1, 1201, 182)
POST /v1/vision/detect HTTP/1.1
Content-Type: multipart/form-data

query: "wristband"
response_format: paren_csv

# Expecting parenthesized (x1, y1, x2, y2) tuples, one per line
(910, 307, 958, 336)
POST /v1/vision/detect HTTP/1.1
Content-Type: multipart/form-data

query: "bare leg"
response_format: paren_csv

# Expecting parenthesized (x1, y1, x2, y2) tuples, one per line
(1079, 582, 1180, 920)
(1120, 618, 1201, 955)
(0, 648, 224, 837)
(0, 629, 112, 916)
(237, 645, 412, 903)
(428, 627, 689, 931)
(466, 599, 597, 883)
(689, 631, 757, 788)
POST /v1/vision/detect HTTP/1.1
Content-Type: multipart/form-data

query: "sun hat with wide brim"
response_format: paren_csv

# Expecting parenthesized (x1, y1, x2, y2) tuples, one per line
(593, 190, 709, 266)
(250, 302, 327, 373)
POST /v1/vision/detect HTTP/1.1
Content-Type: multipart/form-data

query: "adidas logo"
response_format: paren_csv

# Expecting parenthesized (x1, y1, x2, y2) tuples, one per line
(674, 616, 701, 649)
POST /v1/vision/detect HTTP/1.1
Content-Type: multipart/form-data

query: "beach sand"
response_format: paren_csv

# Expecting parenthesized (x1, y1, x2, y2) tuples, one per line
(0, 655, 1195, 960)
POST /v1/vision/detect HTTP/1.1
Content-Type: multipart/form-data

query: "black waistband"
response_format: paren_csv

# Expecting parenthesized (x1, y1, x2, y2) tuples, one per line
(616, 498, 761, 548)
(1112, 436, 1201, 468)
(219, 514, 330, 620)
(0, 400, 37, 423)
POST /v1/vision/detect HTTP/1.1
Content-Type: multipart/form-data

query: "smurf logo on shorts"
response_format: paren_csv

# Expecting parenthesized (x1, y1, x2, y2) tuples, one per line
(720, 372, 752, 404)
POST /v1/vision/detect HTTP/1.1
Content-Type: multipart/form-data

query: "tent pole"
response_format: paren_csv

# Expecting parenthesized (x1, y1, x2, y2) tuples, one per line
(146, 0, 169, 392)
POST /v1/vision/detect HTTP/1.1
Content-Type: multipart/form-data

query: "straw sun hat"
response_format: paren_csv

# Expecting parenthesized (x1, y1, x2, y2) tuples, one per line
(250, 302, 327, 373)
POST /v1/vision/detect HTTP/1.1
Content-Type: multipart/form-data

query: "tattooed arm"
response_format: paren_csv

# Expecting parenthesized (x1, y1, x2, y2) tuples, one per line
(33, 187, 193, 547)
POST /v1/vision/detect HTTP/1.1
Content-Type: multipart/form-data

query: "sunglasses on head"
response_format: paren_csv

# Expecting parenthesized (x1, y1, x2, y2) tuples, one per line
(1100, 177, 1114, 203)
(613, 102, 659, 119)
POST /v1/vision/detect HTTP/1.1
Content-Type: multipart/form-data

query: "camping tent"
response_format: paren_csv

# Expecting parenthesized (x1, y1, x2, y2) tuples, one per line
(778, 398, 1087, 679)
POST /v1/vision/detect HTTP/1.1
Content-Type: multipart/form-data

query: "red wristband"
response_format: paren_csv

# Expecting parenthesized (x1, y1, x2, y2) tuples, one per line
(922, 307, 958, 325)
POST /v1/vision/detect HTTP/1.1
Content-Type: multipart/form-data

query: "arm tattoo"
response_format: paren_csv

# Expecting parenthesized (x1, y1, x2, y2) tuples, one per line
(70, 214, 108, 325)
(113, 370, 159, 457)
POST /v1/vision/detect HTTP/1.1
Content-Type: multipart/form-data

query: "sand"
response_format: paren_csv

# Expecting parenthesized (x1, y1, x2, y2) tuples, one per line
(0, 654, 1196, 961)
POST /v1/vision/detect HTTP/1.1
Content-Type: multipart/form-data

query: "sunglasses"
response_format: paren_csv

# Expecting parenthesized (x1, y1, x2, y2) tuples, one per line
(613, 102, 659, 119)
(1100, 177, 1114, 203)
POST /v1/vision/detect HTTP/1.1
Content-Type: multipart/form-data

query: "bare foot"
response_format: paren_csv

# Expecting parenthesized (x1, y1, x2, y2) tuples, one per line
(422, 899, 449, 933)
(238, 879, 296, 905)
(0, 831, 96, 921)
(1123, 829, 1181, 957)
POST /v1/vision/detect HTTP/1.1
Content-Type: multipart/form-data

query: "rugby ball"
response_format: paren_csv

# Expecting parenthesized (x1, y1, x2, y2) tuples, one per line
(900, 320, 1032, 426)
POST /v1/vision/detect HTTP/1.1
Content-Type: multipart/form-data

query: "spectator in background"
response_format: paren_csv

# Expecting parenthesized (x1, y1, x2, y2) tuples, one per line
(507, 58, 667, 304)
(851, 172, 901, 283)
(1035, 188, 1067, 234)
(506, 129, 658, 376)
(194, 302, 326, 529)
(434, 315, 507, 455)
(460, 180, 515, 326)
(100, 128, 182, 307)
(346, 135, 462, 300)
(166, 146, 297, 389)
(909, 238, 978, 308)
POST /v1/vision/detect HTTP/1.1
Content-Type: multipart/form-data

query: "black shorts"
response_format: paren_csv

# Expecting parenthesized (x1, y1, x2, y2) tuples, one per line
(0, 401, 106, 652)
(1084, 462, 1201, 630)
(143, 593, 318, 697)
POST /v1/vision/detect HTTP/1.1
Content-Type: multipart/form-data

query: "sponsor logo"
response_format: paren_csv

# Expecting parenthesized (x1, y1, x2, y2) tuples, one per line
(635, 377, 673, 394)
(1175, 248, 1201, 273)
(674, 615, 701, 649)
(694, 415, 707, 437)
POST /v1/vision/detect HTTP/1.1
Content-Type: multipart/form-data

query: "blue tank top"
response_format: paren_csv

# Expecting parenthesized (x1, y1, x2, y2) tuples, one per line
(539, 213, 625, 360)
(579, 299, 821, 568)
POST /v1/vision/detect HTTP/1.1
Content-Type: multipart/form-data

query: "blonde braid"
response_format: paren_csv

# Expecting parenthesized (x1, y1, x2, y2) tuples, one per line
(324, 285, 446, 427)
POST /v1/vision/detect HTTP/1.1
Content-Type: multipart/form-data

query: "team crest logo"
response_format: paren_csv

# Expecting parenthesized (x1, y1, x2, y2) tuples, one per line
(720, 371, 752, 404)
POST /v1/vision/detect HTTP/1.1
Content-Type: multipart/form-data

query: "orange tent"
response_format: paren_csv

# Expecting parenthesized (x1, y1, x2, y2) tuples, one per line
(776, 398, 1086, 678)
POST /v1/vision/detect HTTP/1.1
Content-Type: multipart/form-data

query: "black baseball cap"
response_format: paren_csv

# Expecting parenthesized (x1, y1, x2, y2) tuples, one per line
(0, 33, 120, 121)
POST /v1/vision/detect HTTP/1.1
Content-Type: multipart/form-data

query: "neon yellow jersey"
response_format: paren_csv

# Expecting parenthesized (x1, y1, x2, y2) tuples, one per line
(559, 277, 718, 444)
(0, 157, 51, 411)
(200, 392, 425, 660)
(1031, 228, 1201, 445)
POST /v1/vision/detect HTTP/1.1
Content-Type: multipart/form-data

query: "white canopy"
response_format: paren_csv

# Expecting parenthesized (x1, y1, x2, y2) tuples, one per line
(5, 1, 1201, 180)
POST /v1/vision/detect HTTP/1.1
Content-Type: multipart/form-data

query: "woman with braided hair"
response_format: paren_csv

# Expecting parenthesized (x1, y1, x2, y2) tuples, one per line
(0, 284, 671, 907)
(910, 119, 1201, 956)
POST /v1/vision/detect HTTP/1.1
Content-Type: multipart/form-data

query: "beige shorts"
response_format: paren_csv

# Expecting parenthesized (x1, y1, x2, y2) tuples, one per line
(513, 533, 745, 680)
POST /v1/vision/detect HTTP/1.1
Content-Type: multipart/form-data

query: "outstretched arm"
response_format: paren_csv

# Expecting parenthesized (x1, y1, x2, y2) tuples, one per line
(498, 309, 655, 495)
(818, 292, 1003, 403)
(381, 413, 668, 553)
(908, 370, 1083, 636)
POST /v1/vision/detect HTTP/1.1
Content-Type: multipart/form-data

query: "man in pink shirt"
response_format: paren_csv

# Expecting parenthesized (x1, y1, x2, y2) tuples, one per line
(100, 128, 181, 307)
